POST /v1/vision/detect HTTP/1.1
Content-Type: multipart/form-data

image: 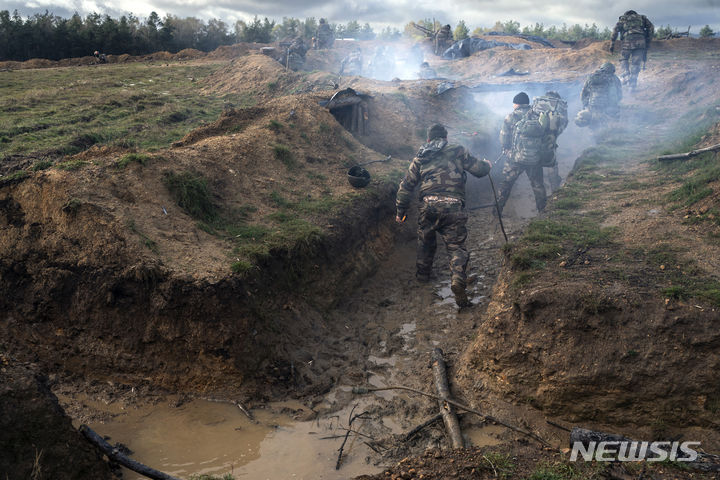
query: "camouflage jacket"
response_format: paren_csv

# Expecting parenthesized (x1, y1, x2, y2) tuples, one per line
(396, 139, 491, 215)
(581, 71, 622, 110)
(499, 104, 531, 152)
(611, 13, 654, 45)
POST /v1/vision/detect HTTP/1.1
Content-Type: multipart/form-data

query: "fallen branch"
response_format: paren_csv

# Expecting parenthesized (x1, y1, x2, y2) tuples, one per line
(657, 143, 720, 162)
(431, 348, 464, 448)
(352, 385, 548, 446)
(335, 406, 368, 470)
(80, 425, 182, 480)
(403, 413, 443, 442)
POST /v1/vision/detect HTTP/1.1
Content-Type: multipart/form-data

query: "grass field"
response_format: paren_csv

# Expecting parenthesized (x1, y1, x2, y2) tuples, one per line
(0, 61, 249, 160)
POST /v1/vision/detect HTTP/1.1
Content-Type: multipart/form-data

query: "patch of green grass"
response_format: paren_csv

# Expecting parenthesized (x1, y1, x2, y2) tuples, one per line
(480, 452, 515, 479)
(163, 171, 217, 222)
(55, 159, 88, 170)
(318, 122, 331, 134)
(647, 244, 720, 306)
(31, 160, 53, 171)
(529, 462, 580, 480)
(116, 152, 150, 169)
(0, 62, 244, 158)
(230, 260, 253, 274)
(269, 190, 291, 208)
(0, 170, 29, 186)
(267, 119, 283, 131)
(127, 219, 159, 253)
(273, 143, 297, 169)
(667, 162, 720, 207)
(267, 81, 278, 91)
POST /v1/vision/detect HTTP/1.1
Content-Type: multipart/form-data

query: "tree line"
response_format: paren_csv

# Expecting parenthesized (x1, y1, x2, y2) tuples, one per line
(1, 9, 715, 62)
(0, 10, 383, 61)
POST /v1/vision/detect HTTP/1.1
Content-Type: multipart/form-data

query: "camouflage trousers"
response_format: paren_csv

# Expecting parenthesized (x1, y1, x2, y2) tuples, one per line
(497, 161, 547, 214)
(416, 200, 469, 288)
(620, 47, 645, 88)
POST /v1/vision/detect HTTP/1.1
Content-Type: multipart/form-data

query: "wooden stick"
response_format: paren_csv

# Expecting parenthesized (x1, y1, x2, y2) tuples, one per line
(403, 413, 443, 442)
(352, 385, 549, 446)
(80, 425, 182, 480)
(657, 143, 720, 162)
(431, 348, 464, 448)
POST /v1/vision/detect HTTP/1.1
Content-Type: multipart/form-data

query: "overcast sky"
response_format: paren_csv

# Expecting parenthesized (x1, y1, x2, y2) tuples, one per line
(8, 0, 720, 32)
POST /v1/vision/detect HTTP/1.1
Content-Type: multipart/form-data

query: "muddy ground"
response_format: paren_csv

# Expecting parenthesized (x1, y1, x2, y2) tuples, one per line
(2, 36, 720, 479)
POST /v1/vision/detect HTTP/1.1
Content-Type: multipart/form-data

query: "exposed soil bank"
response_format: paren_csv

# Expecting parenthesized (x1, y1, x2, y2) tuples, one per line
(0, 359, 113, 479)
(0, 177, 402, 399)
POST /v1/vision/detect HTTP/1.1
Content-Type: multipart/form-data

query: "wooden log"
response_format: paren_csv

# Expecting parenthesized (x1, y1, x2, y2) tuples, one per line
(431, 348, 464, 448)
(80, 425, 183, 480)
(570, 427, 720, 472)
(657, 143, 720, 161)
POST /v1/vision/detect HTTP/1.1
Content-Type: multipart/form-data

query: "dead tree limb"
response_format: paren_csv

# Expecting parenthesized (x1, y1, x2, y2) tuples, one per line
(335, 406, 368, 470)
(352, 385, 549, 446)
(80, 425, 182, 480)
(403, 413, 443, 442)
(570, 427, 720, 472)
(657, 143, 720, 162)
(431, 348, 464, 448)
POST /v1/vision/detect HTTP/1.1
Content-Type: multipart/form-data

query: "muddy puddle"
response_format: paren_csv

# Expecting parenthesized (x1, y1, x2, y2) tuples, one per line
(69, 386, 507, 480)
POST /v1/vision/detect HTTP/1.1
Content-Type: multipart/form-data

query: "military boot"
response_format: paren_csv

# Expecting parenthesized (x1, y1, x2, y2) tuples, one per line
(451, 281, 472, 308)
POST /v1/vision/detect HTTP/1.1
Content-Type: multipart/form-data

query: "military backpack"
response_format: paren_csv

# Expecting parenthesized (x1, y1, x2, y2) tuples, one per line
(532, 95, 568, 136)
(512, 108, 551, 166)
(620, 13, 647, 36)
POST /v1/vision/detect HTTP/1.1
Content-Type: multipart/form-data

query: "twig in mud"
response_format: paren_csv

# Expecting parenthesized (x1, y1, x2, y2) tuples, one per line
(335, 405, 369, 470)
(546, 420, 571, 432)
(403, 413, 443, 442)
(234, 401, 254, 421)
(352, 385, 549, 447)
(363, 441, 387, 454)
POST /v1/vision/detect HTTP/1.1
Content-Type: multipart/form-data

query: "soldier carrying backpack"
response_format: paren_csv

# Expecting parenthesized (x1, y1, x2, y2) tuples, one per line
(496, 92, 554, 215)
(610, 10, 654, 90)
(533, 91, 568, 190)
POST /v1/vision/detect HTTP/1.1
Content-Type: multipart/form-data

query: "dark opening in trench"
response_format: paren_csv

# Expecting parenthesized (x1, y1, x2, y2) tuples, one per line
(321, 88, 370, 135)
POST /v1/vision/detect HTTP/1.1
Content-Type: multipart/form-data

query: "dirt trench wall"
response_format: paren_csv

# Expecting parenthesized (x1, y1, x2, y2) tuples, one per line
(458, 274, 720, 428)
(0, 174, 402, 397)
(0, 362, 113, 479)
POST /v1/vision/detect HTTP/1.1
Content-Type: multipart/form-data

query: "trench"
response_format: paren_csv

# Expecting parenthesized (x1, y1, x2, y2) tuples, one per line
(55, 80, 589, 478)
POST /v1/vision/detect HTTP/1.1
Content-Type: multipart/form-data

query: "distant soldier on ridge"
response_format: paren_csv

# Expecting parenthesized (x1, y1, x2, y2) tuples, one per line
(340, 48, 363, 76)
(435, 24, 453, 55)
(575, 62, 623, 129)
(610, 10, 654, 90)
(315, 18, 334, 49)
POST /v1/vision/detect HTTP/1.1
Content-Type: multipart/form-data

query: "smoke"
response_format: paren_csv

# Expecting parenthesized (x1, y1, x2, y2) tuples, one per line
(359, 43, 429, 81)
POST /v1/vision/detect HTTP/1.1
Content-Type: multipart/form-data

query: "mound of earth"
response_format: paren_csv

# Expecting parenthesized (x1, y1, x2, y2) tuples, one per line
(0, 358, 112, 479)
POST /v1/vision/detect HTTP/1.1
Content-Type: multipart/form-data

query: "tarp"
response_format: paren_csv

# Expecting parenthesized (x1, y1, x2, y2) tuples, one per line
(442, 37, 531, 59)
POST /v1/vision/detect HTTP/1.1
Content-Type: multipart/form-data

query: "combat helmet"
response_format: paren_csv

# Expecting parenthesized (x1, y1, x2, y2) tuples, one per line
(599, 62, 616, 74)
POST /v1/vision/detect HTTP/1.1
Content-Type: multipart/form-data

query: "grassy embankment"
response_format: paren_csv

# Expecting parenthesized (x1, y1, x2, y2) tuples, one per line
(503, 102, 720, 306)
(0, 61, 251, 163)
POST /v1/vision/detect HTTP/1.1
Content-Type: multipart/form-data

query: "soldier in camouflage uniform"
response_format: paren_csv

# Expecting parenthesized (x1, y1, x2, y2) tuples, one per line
(575, 62, 622, 128)
(496, 92, 548, 214)
(611, 10, 654, 90)
(316, 18, 334, 49)
(340, 48, 363, 76)
(435, 25, 453, 55)
(396, 124, 492, 308)
(285, 37, 308, 71)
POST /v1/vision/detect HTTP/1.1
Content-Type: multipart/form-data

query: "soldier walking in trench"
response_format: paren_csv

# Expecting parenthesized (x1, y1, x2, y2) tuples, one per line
(496, 92, 549, 215)
(610, 10, 654, 90)
(395, 124, 492, 308)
